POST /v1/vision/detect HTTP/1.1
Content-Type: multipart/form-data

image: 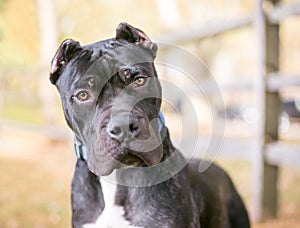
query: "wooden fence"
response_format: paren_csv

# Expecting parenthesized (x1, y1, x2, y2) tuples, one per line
(156, 0, 300, 222)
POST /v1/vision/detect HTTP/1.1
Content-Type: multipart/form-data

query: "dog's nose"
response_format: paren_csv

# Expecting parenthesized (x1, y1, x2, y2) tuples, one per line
(107, 116, 140, 142)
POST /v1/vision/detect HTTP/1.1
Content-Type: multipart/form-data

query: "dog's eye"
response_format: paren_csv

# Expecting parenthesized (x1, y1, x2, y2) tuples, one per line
(134, 76, 146, 86)
(75, 91, 90, 101)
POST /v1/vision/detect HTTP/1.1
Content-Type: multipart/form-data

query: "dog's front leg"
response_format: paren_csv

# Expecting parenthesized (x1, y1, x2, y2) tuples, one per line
(71, 159, 104, 228)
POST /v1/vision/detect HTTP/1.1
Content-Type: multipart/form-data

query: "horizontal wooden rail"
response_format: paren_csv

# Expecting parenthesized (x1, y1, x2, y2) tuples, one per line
(266, 142, 300, 168)
(267, 73, 300, 91)
(155, 16, 253, 46)
(155, 3, 300, 47)
(178, 73, 300, 93)
(0, 119, 71, 141)
(268, 2, 300, 23)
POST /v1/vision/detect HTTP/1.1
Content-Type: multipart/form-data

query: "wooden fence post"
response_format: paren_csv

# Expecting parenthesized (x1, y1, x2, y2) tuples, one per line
(263, 0, 280, 219)
(253, 0, 280, 221)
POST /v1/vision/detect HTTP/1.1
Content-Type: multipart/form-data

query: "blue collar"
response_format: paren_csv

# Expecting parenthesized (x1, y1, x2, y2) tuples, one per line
(74, 111, 165, 161)
(158, 111, 165, 132)
(74, 142, 88, 161)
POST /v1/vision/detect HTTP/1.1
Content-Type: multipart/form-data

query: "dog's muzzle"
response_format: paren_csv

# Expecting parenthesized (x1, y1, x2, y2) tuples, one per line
(74, 112, 165, 162)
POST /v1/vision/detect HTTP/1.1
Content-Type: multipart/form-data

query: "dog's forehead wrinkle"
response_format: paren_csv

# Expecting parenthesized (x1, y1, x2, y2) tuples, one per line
(101, 42, 156, 68)
(57, 64, 91, 93)
(83, 38, 113, 51)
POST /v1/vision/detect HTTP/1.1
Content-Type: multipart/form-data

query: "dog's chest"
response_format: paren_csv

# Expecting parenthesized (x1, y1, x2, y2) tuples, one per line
(83, 179, 138, 228)
(101, 179, 117, 208)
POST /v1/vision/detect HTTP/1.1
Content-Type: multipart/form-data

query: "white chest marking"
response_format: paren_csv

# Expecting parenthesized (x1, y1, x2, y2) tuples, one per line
(83, 179, 140, 228)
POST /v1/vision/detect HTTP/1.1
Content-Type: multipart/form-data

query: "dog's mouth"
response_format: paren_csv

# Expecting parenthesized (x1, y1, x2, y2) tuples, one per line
(119, 151, 145, 167)
(117, 146, 163, 167)
(112, 145, 163, 168)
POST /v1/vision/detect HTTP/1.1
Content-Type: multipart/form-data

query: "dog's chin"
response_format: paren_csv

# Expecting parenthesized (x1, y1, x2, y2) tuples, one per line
(93, 167, 114, 176)
(88, 147, 163, 176)
(87, 161, 116, 176)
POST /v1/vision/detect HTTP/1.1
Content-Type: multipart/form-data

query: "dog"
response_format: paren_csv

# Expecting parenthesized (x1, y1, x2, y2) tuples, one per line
(50, 23, 250, 228)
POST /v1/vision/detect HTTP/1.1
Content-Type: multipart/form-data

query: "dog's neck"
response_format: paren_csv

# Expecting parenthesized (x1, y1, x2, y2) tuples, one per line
(93, 130, 176, 227)
(83, 128, 180, 227)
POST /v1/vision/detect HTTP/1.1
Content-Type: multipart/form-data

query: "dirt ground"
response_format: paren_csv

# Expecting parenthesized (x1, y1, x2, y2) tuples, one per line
(0, 124, 299, 228)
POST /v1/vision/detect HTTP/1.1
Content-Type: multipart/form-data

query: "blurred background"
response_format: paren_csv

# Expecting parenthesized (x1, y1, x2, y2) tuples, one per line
(0, 0, 300, 227)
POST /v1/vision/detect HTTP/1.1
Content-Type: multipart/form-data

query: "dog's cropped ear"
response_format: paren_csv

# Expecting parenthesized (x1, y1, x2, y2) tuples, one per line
(115, 22, 157, 57)
(50, 39, 82, 85)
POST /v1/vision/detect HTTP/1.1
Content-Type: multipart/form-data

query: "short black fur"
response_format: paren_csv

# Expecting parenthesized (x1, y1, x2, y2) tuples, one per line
(50, 22, 250, 228)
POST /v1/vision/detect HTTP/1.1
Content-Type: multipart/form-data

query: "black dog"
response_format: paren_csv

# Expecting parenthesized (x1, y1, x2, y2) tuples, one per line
(50, 23, 250, 228)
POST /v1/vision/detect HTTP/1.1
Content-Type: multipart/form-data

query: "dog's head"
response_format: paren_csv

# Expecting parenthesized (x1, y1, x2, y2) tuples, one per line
(50, 23, 164, 176)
